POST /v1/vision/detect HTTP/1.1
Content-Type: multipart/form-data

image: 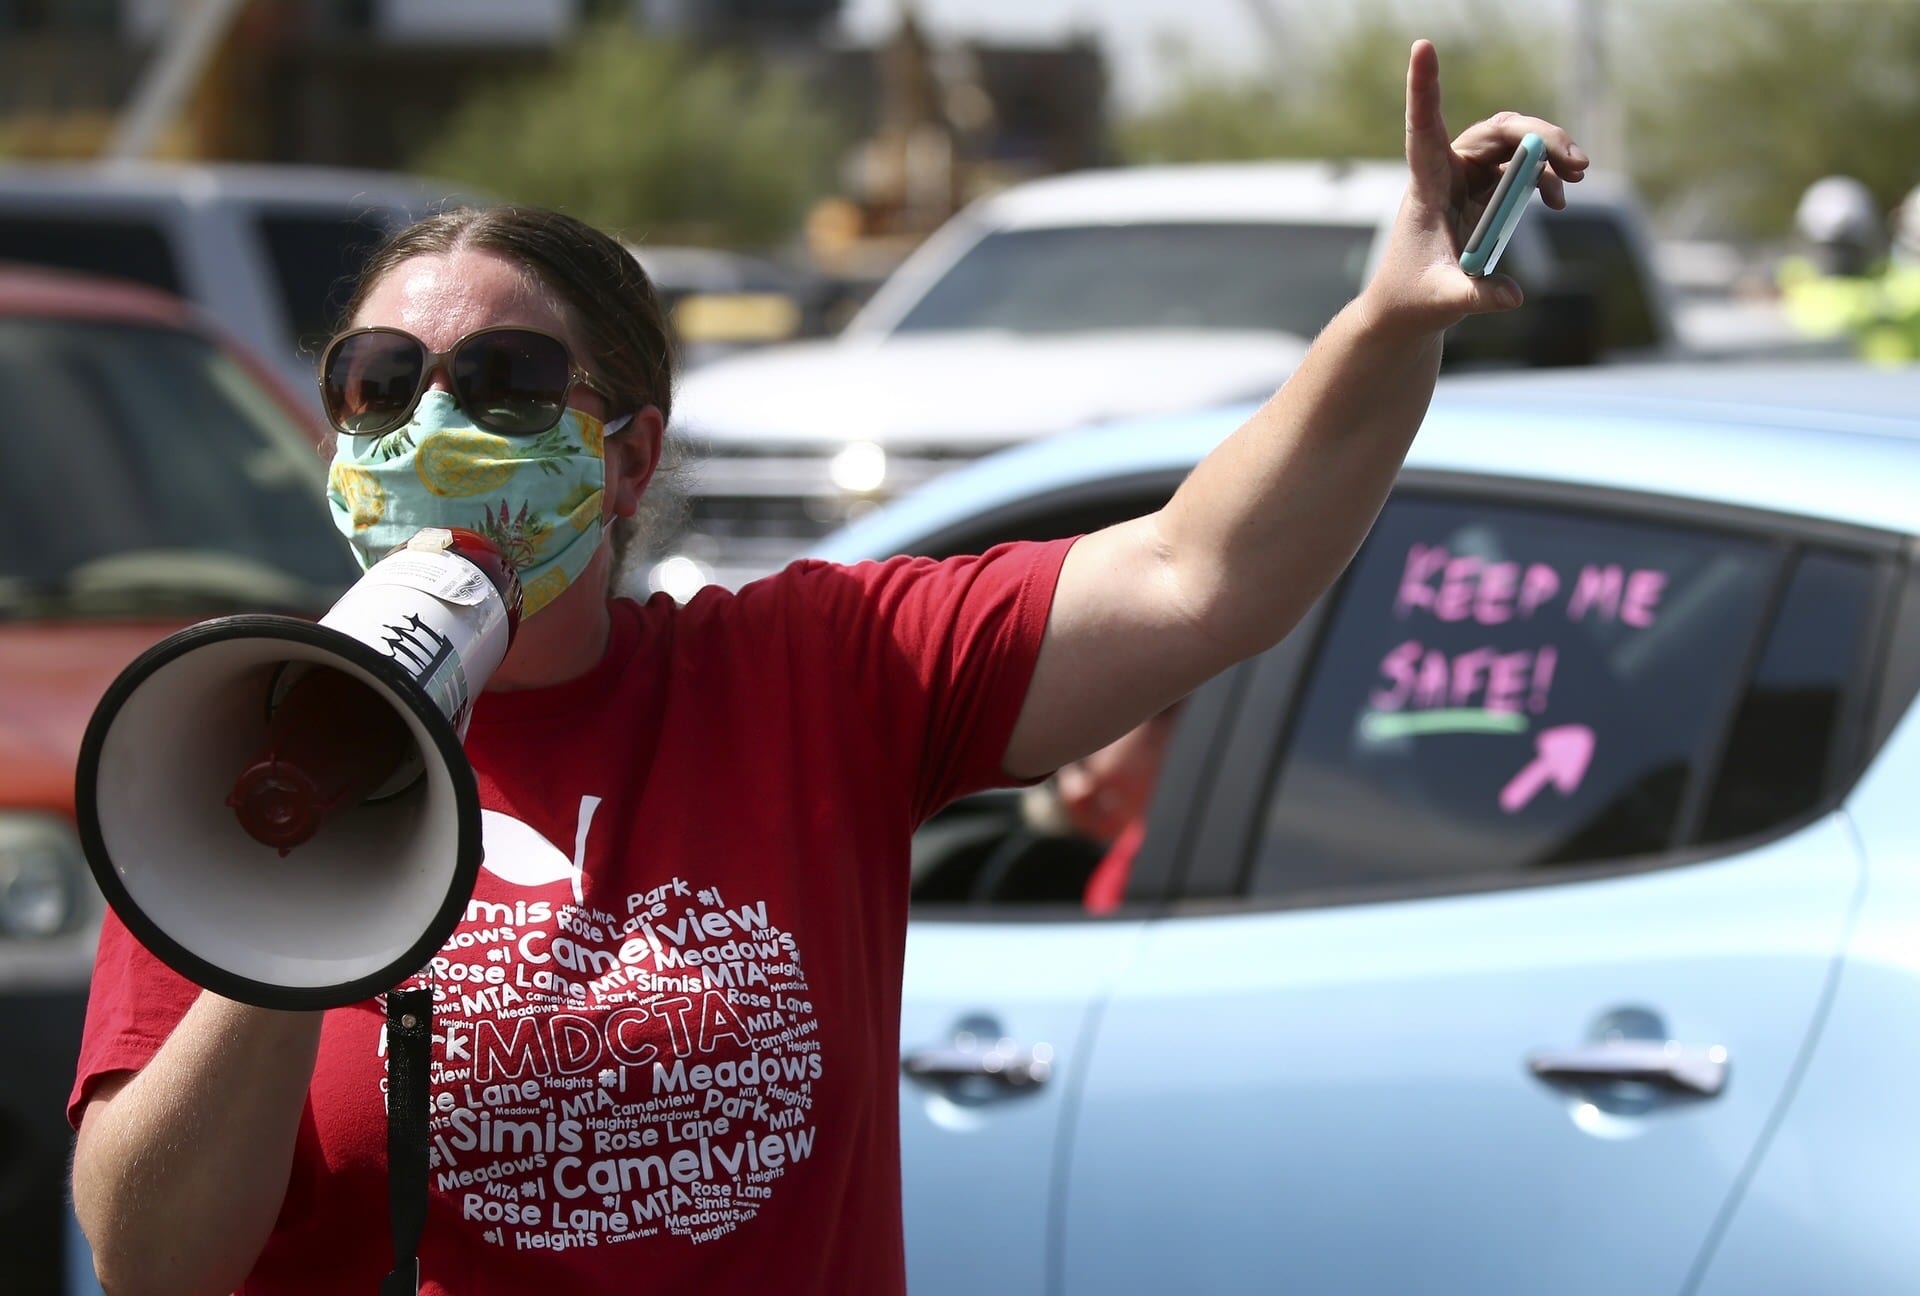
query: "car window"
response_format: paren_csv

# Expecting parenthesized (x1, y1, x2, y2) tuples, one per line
(1698, 549, 1877, 844)
(1538, 209, 1662, 350)
(0, 214, 182, 293)
(891, 223, 1374, 339)
(1247, 494, 1788, 901)
(257, 210, 397, 364)
(0, 318, 356, 615)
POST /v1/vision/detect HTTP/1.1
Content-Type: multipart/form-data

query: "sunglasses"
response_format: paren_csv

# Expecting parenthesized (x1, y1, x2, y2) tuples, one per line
(319, 325, 618, 438)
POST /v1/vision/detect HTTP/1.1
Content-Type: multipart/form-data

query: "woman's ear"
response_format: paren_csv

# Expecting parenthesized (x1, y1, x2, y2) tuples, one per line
(606, 406, 666, 519)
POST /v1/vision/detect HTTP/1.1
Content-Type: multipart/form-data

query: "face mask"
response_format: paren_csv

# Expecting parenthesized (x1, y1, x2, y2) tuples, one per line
(327, 389, 631, 616)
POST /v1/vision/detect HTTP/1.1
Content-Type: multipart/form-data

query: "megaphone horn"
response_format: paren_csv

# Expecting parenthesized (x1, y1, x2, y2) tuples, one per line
(75, 528, 522, 1011)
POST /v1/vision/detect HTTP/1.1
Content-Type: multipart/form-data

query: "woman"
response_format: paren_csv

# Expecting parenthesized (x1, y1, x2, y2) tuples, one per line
(70, 42, 1585, 1295)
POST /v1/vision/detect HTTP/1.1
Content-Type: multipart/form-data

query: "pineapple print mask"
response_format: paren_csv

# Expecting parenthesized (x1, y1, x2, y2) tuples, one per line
(327, 389, 632, 617)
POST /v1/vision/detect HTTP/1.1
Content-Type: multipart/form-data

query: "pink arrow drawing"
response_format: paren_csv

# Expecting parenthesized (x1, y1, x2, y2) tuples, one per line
(1499, 724, 1596, 813)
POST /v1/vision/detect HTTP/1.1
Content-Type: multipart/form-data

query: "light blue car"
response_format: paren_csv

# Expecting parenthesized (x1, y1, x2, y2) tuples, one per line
(809, 362, 1920, 1296)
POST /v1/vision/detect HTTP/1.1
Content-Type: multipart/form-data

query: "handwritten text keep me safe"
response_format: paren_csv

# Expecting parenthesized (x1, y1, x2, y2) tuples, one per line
(1371, 544, 1669, 715)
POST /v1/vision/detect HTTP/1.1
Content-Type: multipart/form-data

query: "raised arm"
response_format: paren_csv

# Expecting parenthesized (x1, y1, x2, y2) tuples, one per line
(1003, 40, 1588, 778)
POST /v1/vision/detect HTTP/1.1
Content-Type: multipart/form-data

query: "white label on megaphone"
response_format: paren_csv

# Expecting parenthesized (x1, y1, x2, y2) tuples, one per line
(364, 551, 497, 606)
(317, 537, 512, 742)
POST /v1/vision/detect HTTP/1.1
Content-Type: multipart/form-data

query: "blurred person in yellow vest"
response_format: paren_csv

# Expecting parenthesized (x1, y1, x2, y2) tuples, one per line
(1780, 175, 1920, 364)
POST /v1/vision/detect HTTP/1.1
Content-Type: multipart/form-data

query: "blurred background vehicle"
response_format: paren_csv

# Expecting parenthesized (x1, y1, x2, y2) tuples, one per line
(1657, 237, 1852, 363)
(810, 362, 1920, 1296)
(0, 160, 846, 415)
(628, 242, 856, 370)
(0, 162, 473, 405)
(661, 160, 1674, 593)
(0, 264, 352, 1295)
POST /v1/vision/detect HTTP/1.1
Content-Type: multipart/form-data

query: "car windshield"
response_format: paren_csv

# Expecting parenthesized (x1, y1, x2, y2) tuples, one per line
(890, 222, 1375, 337)
(0, 316, 355, 618)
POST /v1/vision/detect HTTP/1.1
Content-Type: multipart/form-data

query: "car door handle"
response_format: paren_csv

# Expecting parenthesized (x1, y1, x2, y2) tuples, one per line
(1527, 1039, 1729, 1097)
(901, 1038, 1055, 1091)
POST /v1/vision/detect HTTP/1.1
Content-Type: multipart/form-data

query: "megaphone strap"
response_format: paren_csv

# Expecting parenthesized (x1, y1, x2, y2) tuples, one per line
(382, 986, 433, 1296)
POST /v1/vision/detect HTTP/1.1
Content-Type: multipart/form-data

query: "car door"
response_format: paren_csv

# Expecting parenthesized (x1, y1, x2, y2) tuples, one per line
(897, 909, 1151, 1293)
(1060, 480, 1895, 1294)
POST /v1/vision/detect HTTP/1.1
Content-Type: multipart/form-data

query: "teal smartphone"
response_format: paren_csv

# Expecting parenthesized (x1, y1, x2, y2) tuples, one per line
(1459, 132, 1547, 277)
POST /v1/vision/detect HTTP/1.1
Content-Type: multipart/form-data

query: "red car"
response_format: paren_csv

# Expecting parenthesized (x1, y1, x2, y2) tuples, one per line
(0, 264, 350, 1294)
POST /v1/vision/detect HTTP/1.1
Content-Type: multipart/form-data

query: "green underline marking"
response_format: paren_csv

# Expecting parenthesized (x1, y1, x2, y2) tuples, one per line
(1361, 709, 1531, 740)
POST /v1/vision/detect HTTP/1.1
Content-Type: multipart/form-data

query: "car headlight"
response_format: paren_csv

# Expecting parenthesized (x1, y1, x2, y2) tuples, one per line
(829, 441, 888, 495)
(649, 553, 715, 603)
(0, 813, 86, 939)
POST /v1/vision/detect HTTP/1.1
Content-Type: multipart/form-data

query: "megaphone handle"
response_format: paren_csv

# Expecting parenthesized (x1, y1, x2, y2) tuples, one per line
(381, 986, 433, 1296)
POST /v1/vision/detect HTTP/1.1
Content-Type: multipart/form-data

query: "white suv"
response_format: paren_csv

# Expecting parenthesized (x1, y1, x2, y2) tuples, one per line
(665, 160, 1678, 593)
(0, 162, 472, 403)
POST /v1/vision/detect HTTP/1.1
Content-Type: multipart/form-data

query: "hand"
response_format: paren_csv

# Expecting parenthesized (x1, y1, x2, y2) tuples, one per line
(1363, 39, 1589, 335)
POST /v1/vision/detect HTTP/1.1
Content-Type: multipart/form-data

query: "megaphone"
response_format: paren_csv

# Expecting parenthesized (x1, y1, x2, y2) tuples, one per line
(74, 528, 522, 1011)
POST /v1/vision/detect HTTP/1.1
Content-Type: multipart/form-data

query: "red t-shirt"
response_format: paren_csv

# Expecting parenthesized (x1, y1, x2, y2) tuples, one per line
(70, 541, 1073, 1295)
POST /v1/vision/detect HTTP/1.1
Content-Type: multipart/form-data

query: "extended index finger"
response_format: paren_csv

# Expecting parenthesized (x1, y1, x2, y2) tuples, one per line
(1453, 113, 1589, 207)
(1404, 40, 1455, 193)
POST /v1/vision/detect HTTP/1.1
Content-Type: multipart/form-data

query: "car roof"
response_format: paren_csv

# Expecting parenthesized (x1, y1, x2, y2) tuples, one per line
(0, 261, 196, 326)
(810, 360, 1920, 561)
(0, 161, 475, 211)
(973, 161, 1642, 231)
(1432, 362, 1920, 431)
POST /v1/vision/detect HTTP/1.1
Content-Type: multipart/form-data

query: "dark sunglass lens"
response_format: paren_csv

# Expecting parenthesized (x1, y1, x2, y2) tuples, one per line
(325, 333, 424, 434)
(455, 330, 572, 435)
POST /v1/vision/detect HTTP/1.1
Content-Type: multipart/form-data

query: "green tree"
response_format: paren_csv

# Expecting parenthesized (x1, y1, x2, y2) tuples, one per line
(415, 27, 845, 250)
(1620, 0, 1920, 238)
(1119, 2, 1556, 165)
